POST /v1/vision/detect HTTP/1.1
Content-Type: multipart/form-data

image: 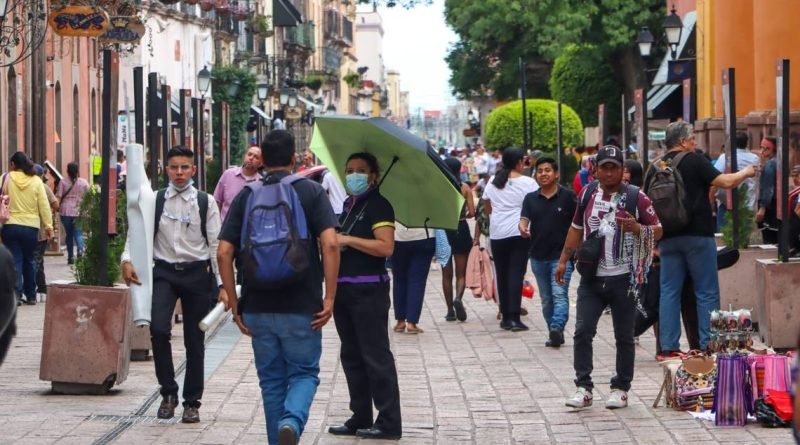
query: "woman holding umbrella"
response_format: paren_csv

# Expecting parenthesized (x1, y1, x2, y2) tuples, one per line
(481, 148, 538, 331)
(328, 152, 402, 440)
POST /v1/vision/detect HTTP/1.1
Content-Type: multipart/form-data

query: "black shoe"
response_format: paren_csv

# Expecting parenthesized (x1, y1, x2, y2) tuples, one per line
(499, 320, 513, 330)
(157, 395, 179, 419)
(67, 258, 74, 265)
(181, 406, 200, 423)
(328, 424, 358, 436)
(356, 427, 401, 440)
(548, 329, 564, 347)
(444, 311, 457, 322)
(509, 320, 529, 332)
(278, 424, 298, 445)
(453, 298, 467, 321)
(24, 299, 36, 306)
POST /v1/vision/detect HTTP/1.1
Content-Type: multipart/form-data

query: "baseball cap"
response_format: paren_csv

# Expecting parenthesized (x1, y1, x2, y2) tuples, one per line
(34, 163, 45, 176)
(596, 145, 624, 166)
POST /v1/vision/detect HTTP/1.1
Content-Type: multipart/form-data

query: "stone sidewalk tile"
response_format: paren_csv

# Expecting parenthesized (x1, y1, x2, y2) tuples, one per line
(0, 254, 796, 444)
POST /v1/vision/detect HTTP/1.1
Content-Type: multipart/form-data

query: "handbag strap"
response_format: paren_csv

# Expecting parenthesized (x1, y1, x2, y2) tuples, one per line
(60, 180, 76, 200)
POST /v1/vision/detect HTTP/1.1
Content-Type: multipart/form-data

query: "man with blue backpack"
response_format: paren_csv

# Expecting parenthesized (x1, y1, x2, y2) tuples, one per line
(217, 130, 340, 445)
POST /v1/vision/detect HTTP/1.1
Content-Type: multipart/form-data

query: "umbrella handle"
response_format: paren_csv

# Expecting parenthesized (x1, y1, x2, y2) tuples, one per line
(376, 156, 399, 189)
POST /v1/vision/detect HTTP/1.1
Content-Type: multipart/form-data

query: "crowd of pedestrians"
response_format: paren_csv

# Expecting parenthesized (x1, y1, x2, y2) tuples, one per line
(2, 119, 800, 445)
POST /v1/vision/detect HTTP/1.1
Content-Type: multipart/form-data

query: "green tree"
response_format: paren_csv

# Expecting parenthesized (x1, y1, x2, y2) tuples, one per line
(444, 0, 666, 102)
(549, 44, 622, 130)
(484, 99, 583, 150)
(211, 65, 256, 186)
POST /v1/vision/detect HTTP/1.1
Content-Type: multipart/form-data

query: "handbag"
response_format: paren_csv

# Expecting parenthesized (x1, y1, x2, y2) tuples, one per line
(713, 354, 752, 426)
(672, 351, 717, 411)
(0, 173, 10, 225)
(575, 231, 603, 279)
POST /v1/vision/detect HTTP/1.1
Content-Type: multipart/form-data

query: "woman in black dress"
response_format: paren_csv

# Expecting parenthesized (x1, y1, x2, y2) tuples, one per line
(327, 152, 402, 440)
(441, 156, 475, 321)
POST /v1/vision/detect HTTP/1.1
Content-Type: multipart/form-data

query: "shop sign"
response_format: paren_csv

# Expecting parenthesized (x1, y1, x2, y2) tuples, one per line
(100, 16, 146, 44)
(49, 6, 110, 37)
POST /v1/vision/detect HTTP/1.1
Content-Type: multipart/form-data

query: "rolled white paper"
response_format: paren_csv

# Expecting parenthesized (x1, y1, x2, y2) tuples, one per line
(199, 302, 226, 332)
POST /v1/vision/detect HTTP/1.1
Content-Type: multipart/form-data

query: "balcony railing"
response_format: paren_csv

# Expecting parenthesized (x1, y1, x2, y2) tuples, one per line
(324, 9, 340, 39)
(285, 21, 315, 51)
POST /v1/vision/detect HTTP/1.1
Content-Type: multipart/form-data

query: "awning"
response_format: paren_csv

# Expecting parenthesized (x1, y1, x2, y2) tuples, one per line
(154, 91, 181, 124)
(250, 105, 272, 120)
(297, 95, 323, 111)
(273, 0, 302, 27)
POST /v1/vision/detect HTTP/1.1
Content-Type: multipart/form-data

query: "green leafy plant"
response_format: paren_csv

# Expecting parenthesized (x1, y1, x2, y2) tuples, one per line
(211, 65, 257, 184)
(721, 187, 755, 248)
(75, 188, 128, 286)
(549, 44, 622, 130)
(342, 72, 361, 89)
(249, 15, 270, 35)
(304, 75, 323, 91)
(484, 99, 584, 151)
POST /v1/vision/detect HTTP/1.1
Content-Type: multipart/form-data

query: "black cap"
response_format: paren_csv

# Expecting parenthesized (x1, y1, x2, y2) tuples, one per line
(596, 145, 624, 166)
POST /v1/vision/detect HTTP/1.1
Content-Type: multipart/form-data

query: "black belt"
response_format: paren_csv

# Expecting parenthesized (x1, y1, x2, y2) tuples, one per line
(154, 259, 209, 271)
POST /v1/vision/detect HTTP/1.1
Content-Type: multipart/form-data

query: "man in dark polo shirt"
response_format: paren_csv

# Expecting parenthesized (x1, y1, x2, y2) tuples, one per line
(217, 130, 340, 445)
(519, 157, 577, 348)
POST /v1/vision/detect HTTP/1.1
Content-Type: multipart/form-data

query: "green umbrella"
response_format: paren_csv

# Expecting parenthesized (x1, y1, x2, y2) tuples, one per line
(310, 115, 465, 230)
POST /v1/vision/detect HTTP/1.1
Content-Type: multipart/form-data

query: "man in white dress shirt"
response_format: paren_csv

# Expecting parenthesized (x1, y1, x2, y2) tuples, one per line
(121, 146, 225, 424)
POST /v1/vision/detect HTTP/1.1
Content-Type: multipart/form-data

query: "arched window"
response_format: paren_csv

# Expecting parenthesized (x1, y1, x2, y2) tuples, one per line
(55, 82, 62, 171)
(73, 85, 80, 164)
(7, 67, 17, 153)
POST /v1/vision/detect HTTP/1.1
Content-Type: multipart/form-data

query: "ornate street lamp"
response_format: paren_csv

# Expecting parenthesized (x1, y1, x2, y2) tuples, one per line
(257, 82, 270, 101)
(279, 87, 290, 105)
(197, 66, 211, 98)
(227, 78, 241, 97)
(636, 26, 655, 58)
(663, 5, 683, 59)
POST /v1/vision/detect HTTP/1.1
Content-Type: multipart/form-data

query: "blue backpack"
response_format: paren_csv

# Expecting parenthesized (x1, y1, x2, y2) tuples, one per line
(241, 174, 311, 290)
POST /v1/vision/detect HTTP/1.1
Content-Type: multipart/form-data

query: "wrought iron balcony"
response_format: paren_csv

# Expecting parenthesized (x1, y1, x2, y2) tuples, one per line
(285, 21, 315, 51)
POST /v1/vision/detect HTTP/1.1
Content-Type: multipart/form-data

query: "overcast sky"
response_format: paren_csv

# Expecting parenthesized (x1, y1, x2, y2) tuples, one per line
(363, 0, 457, 113)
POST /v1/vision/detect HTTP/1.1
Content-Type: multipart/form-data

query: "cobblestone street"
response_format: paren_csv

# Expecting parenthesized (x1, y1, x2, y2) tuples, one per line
(0, 255, 794, 444)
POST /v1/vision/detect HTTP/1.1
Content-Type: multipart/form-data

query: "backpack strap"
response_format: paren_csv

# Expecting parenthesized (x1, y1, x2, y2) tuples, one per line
(153, 188, 209, 245)
(624, 184, 641, 217)
(578, 180, 600, 218)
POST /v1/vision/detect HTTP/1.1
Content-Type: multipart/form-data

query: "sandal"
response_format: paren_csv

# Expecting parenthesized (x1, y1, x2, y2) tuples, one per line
(393, 322, 406, 333)
(406, 325, 424, 334)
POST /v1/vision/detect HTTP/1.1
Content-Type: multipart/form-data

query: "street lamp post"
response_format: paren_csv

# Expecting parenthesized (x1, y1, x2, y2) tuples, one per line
(196, 66, 211, 190)
(256, 82, 270, 145)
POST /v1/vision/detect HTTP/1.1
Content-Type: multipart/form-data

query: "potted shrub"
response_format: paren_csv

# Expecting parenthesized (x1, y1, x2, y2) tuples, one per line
(232, 3, 250, 20)
(215, 0, 231, 15)
(40, 188, 133, 394)
(248, 15, 269, 35)
(343, 71, 361, 89)
(199, 0, 214, 11)
(304, 75, 323, 91)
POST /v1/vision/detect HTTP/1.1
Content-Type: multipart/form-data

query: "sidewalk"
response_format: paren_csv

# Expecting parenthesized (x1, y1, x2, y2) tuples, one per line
(0, 254, 794, 444)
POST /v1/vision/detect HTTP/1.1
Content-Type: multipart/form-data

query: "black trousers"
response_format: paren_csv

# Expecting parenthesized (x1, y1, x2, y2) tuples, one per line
(333, 281, 401, 434)
(34, 240, 47, 294)
(151, 261, 215, 407)
(574, 274, 636, 392)
(490, 236, 531, 322)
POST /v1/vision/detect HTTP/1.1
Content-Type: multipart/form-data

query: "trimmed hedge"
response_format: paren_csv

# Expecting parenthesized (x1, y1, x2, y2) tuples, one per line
(484, 99, 583, 151)
(549, 44, 621, 130)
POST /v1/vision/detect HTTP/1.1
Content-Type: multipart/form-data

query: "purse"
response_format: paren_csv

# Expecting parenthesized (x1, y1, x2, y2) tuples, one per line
(0, 173, 10, 225)
(575, 231, 603, 279)
(672, 351, 717, 411)
(713, 354, 752, 426)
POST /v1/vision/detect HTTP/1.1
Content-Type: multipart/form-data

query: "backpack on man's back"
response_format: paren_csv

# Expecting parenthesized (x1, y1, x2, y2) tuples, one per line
(644, 152, 690, 233)
(241, 174, 312, 290)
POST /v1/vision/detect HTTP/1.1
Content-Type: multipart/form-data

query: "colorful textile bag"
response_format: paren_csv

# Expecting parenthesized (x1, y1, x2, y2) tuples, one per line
(748, 354, 791, 404)
(672, 352, 717, 411)
(713, 354, 752, 426)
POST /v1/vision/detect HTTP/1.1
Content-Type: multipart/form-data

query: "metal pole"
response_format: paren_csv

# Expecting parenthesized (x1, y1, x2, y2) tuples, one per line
(133, 67, 144, 145)
(179, 89, 190, 147)
(147, 73, 159, 190)
(98, 49, 113, 285)
(724, 68, 739, 249)
(777, 59, 790, 262)
(528, 112, 534, 149)
(621, 94, 628, 158)
(161, 83, 172, 184)
(519, 57, 529, 151)
(642, 86, 649, 168)
(556, 102, 564, 184)
(198, 97, 206, 191)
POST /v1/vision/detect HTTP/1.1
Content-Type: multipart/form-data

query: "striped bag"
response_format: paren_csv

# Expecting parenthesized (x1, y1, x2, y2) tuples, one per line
(748, 354, 791, 404)
(713, 354, 752, 426)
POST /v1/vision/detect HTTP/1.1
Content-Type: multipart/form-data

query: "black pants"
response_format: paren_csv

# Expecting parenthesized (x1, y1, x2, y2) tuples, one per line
(34, 240, 47, 294)
(491, 236, 531, 322)
(333, 281, 401, 434)
(151, 261, 214, 407)
(574, 274, 636, 392)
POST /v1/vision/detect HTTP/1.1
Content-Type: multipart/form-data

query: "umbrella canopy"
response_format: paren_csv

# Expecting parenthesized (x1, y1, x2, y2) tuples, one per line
(310, 116, 464, 230)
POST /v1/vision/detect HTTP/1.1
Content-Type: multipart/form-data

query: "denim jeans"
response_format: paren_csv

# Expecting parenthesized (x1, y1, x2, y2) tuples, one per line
(392, 238, 435, 324)
(574, 274, 636, 392)
(243, 312, 321, 445)
(60, 216, 84, 260)
(530, 259, 573, 332)
(658, 236, 719, 352)
(1, 224, 39, 301)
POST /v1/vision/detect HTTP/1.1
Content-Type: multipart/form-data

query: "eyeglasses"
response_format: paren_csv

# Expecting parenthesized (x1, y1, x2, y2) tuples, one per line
(167, 164, 193, 171)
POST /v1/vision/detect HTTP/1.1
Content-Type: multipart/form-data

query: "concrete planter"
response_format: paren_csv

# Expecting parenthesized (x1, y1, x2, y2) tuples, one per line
(40, 284, 132, 394)
(129, 324, 151, 361)
(718, 245, 777, 324)
(755, 258, 800, 349)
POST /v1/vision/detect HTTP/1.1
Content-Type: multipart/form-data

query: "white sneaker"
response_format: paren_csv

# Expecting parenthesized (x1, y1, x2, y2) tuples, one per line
(605, 389, 628, 409)
(565, 387, 593, 408)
